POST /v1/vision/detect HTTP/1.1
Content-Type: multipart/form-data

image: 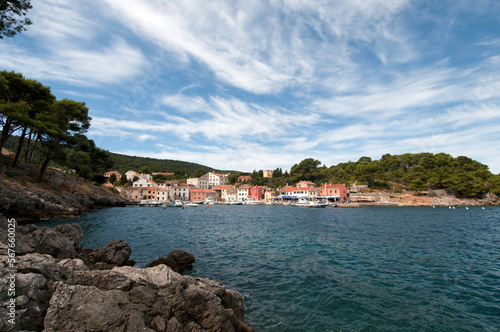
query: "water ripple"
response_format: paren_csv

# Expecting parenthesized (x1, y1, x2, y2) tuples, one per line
(41, 205, 500, 332)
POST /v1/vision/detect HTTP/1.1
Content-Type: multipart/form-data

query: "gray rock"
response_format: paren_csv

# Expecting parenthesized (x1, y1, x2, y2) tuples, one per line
(13, 223, 83, 259)
(146, 249, 195, 272)
(81, 239, 135, 269)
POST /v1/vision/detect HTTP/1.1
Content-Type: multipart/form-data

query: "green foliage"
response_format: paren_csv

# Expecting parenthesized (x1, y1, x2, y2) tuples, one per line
(270, 153, 497, 197)
(0, 71, 105, 181)
(250, 170, 268, 186)
(487, 174, 500, 195)
(227, 172, 240, 184)
(290, 158, 321, 183)
(108, 153, 222, 176)
(191, 168, 208, 178)
(118, 171, 129, 186)
(326, 153, 495, 197)
(138, 166, 151, 175)
(66, 134, 114, 181)
(0, 0, 32, 38)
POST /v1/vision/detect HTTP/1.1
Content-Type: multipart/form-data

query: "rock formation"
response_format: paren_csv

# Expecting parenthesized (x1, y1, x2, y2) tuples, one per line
(0, 161, 127, 220)
(146, 250, 196, 272)
(0, 217, 254, 332)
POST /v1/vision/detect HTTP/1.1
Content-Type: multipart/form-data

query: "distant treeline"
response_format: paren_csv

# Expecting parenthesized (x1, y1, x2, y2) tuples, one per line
(279, 153, 500, 198)
(108, 152, 223, 176)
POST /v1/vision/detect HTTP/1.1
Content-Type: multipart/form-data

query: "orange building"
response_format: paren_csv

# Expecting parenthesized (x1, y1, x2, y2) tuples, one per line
(318, 183, 348, 201)
(189, 189, 217, 202)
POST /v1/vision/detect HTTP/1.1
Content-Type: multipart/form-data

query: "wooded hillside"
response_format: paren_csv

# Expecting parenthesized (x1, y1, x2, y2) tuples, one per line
(286, 153, 500, 198)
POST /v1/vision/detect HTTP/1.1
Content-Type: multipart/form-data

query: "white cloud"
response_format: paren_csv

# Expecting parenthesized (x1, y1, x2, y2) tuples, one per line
(0, 1, 147, 87)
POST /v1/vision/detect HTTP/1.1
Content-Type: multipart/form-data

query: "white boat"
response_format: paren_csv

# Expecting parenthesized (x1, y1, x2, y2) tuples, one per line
(173, 200, 184, 207)
(203, 198, 218, 205)
(184, 202, 199, 207)
(162, 201, 174, 208)
(245, 198, 264, 205)
(224, 200, 243, 205)
(291, 197, 328, 208)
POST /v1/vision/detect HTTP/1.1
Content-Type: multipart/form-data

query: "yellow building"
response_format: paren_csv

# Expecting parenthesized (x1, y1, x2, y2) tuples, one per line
(263, 170, 273, 178)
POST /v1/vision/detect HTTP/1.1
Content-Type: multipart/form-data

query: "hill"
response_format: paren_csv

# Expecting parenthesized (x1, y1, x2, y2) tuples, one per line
(108, 152, 222, 175)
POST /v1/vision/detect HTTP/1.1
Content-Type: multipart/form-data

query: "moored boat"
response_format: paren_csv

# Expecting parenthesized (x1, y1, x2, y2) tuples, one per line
(291, 197, 328, 208)
(244, 198, 264, 205)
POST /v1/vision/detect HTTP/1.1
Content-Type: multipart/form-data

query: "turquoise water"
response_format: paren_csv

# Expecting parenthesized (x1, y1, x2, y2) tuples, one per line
(41, 205, 500, 331)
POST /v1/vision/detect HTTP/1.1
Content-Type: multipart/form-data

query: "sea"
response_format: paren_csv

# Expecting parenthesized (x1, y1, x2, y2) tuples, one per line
(40, 205, 500, 332)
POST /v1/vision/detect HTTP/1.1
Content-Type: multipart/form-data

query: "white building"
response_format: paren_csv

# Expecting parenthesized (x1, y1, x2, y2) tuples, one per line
(207, 172, 228, 187)
(157, 188, 169, 202)
(237, 185, 251, 202)
(187, 174, 210, 189)
(171, 184, 190, 200)
(125, 170, 141, 182)
(133, 178, 157, 188)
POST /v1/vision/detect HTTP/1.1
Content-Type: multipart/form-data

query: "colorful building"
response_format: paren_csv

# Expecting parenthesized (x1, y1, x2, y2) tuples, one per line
(318, 183, 348, 201)
(189, 189, 217, 202)
(249, 186, 264, 201)
(263, 170, 273, 178)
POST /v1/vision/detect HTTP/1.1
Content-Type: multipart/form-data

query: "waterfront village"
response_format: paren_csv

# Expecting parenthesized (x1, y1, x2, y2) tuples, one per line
(103, 170, 363, 205)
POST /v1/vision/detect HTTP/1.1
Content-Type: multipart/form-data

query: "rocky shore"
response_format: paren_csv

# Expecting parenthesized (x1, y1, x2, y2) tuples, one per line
(343, 189, 499, 207)
(0, 217, 254, 331)
(0, 160, 127, 220)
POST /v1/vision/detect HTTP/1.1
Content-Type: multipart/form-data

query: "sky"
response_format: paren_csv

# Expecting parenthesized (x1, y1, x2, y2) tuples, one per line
(2, 0, 500, 173)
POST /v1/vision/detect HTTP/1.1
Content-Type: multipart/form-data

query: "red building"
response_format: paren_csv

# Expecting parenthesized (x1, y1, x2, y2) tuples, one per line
(249, 186, 264, 201)
(318, 183, 348, 201)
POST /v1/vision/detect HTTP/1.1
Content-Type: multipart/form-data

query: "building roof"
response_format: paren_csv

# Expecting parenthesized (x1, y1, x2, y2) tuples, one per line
(320, 183, 347, 189)
(213, 185, 233, 190)
(190, 189, 217, 193)
(139, 178, 157, 184)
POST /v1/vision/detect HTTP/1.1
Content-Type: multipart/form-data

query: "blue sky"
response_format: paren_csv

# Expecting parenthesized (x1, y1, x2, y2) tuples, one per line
(2, 0, 500, 173)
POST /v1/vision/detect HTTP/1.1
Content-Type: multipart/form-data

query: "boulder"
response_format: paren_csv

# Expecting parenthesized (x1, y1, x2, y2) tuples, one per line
(146, 249, 195, 272)
(4, 223, 83, 259)
(80, 239, 136, 269)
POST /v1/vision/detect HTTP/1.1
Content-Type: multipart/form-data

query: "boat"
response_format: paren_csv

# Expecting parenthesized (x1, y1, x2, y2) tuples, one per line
(173, 200, 184, 207)
(204, 198, 218, 205)
(139, 199, 161, 207)
(183, 202, 199, 207)
(291, 197, 328, 208)
(162, 201, 174, 208)
(224, 200, 243, 205)
(244, 198, 264, 205)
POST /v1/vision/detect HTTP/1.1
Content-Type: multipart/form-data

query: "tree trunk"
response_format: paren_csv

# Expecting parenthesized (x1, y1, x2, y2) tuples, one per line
(24, 129, 33, 163)
(11, 126, 27, 168)
(39, 149, 53, 181)
(0, 117, 13, 153)
(29, 134, 39, 163)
